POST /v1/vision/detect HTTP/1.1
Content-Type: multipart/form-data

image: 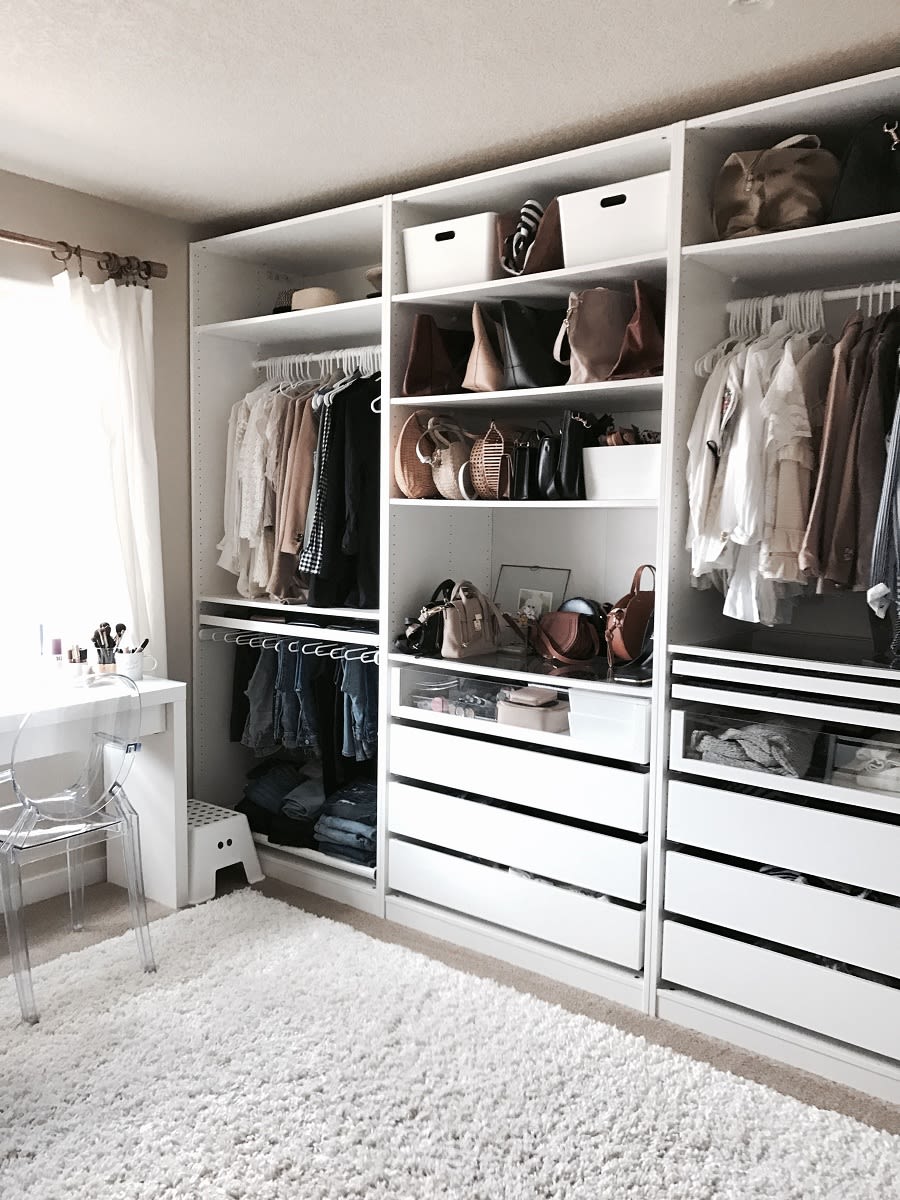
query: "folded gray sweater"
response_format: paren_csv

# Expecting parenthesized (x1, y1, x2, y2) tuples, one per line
(690, 718, 818, 778)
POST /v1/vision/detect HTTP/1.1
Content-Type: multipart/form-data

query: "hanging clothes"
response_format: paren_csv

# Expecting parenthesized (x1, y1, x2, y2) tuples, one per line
(686, 298, 900, 628)
(217, 362, 381, 609)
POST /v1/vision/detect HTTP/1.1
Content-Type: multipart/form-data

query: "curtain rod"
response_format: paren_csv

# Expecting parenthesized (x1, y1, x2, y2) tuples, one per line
(0, 227, 167, 280)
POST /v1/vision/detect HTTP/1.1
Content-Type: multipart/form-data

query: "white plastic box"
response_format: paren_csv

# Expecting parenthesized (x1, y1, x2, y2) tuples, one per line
(583, 443, 661, 501)
(403, 212, 500, 292)
(558, 172, 669, 266)
(568, 692, 652, 764)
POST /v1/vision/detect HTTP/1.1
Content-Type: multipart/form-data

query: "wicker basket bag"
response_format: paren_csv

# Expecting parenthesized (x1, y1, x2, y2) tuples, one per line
(395, 410, 439, 498)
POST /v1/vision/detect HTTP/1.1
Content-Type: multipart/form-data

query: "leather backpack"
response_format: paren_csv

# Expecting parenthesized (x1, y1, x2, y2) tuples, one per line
(606, 565, 656, 668)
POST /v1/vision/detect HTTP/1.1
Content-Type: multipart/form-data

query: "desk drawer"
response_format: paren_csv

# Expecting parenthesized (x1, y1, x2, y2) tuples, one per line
(390, 839, 645, 968)
(665, 851, 900, 977)
(667, 780, 900, 895)
(661, 920, 900, 1062)
(390, 782, 646, 901)
(390, 724, 648, 833)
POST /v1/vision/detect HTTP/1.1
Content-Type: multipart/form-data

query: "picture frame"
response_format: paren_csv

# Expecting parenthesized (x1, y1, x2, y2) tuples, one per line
(492, 564, 571, 654)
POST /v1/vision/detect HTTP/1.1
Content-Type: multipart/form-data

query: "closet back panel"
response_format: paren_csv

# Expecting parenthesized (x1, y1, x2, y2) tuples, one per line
(194, 639, 253, 808)
(192, 336, 260, 598)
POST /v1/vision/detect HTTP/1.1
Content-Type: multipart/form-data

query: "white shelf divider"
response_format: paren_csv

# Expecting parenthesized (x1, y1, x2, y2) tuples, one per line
(389, 652, 652, 697)
(390, 377, 663, 411)
(252, 834, 376, 880)
(394, 252, 667, 306)
(200, 614, 380, 647)
(195, 297, 382, 345)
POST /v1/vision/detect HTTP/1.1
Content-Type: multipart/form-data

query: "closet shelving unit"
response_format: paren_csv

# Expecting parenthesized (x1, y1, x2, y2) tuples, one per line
(190, 197, 387, 911)
(656, 67, 900, 1102)
(381, 124, 679, 1011)
(190, 65, 900, 1101)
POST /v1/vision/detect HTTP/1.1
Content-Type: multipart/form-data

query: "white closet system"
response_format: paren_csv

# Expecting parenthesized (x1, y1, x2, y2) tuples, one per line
(191, 67, 900, 1101)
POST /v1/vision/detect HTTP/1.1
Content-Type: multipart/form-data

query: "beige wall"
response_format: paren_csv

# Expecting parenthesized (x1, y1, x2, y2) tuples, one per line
(0, 169, 195, 688)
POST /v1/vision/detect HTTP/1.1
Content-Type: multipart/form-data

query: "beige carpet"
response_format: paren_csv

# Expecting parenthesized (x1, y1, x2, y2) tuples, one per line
(4, 869, 900, 1136)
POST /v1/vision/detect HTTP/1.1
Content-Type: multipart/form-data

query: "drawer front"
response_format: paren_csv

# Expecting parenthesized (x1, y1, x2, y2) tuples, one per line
(665, 852, 900, 978)
(390, 783, 646, 902)
(390, 839, 645, 969)
(671, 680, 900, 732)
(667, 780, 900, 895)
(390, 724, 648, 833)
(661, 920, 900, 1062)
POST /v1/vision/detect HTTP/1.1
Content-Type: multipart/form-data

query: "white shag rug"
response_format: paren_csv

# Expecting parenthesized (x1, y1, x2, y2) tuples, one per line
(1, 891, 899, 1200)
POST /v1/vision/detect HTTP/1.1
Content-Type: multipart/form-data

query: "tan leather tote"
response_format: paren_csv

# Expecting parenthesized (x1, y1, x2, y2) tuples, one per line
(712, 134, 840, 240)
(441, 581, 503, 659)
(463, 303, 504, 392)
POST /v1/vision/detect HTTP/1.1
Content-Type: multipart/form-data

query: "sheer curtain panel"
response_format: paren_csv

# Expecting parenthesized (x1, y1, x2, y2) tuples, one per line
(54, 272, 168, 674)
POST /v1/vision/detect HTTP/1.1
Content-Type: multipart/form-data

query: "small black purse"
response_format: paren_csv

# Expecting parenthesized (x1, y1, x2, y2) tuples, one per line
(511, 432, 540, 501)
(394, 579, 455, 655)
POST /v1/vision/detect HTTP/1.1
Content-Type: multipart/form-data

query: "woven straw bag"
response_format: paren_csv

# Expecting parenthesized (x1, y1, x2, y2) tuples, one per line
(395, 410, 439, 498)
(467, 422, 513, 499)
(416, 417, 476, 501)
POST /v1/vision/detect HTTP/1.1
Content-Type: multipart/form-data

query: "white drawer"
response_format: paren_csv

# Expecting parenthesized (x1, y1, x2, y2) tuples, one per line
(661, 920, 900, 1062)
(390, 724, 648, 833)
(389, 838, 645, 969)
(665, 852, 900, 978)
(667, 780, 900, 895)
(390, 782, 646, 902)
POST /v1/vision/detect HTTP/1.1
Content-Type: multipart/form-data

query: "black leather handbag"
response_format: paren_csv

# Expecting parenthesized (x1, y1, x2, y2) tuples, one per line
(536, 422, 561, 499)
(499, 301, 568, 390)
(511, 433, 539, 501)
(830, 117, 900, 222)
(394, 579, 455, 655)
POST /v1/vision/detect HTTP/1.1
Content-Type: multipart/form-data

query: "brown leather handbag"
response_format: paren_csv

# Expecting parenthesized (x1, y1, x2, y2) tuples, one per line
(553, 281, 665, 384)
(402, 314, 474, 396)
(606, 565, 655, 667)
(712, 134, 840, 240)
(532, 611, 600, 665)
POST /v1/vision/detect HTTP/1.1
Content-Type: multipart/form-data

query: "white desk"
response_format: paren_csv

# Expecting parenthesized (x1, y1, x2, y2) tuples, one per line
(0, 677, 188, 909)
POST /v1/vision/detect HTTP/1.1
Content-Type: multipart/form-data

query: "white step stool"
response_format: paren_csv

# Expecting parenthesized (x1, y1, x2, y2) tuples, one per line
(187, 799, 264, 905)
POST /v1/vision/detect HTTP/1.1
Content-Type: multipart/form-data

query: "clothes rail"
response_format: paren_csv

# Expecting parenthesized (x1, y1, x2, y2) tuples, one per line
(726, 279, 900, 314)
(198, 626, 378, 663)
(253, 345, 382, 380)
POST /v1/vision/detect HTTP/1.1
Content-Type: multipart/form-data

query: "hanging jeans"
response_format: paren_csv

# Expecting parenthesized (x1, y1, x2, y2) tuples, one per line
(242, 648, 279, 753)
(274, 643, 302, 750)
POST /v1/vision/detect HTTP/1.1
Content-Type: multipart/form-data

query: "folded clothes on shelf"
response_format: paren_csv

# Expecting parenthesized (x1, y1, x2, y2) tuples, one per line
(690, 719, 819, 778)
(314, 779, 377, 866)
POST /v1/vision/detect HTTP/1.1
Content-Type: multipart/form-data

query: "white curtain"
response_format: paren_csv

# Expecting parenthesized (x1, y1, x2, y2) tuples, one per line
(53, 273, 168, 675)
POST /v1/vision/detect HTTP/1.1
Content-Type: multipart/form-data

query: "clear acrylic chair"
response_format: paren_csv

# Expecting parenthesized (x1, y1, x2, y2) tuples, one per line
(0, 672, 156, 1023)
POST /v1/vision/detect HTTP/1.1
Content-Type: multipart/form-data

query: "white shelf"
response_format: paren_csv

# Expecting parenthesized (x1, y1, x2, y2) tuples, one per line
(199, 595, 379, 623)
(683, 214, 900, 288)
(200, 614, 379, 647)
(394, 253, 667, 307)
(194, 297, 382, 346)
(194, 198, 384, 272)
(390, 377, 663, 411)
(389, 652, 652, 697)
(391, 498, 658, 509)
(393, 701, 631, 758)
(252, 834, 376, 880)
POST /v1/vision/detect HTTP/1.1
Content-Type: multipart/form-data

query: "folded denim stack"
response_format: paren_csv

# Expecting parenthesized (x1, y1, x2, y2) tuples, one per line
(236, 758, 324, 848)
(314, 780, 377, 866)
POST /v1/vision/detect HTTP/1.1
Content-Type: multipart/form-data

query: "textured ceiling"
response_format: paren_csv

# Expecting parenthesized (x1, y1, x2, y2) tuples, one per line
(1, 0, 898, 227)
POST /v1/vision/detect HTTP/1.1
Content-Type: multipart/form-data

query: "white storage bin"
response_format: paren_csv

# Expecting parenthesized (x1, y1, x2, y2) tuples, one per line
(403, 212, 500, 292)
(558, 172, 669, 266)
(567, 693, 652, 764)
(583, 443, 661, 502)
